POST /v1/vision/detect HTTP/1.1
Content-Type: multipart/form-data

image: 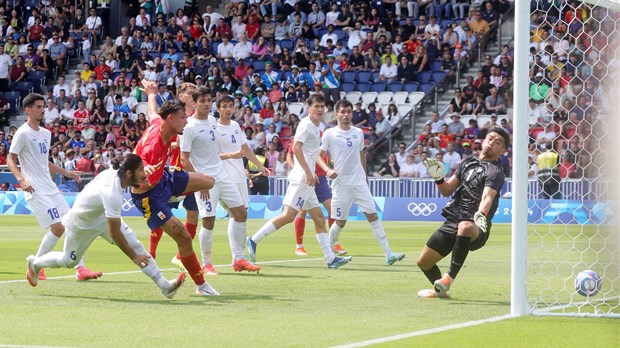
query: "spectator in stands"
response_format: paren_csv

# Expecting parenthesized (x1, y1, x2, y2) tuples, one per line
(217, 34, 234, 60)
(0, 142, 7, 165)
(398, 55, 417, 83)
(447, 114, 465, 138)
(536, 122, 557, 149)
(443, 141, 462, 173)
(373, 152, 400, 177)
(438, 124, 454, 150)
(530, 72, 550, 103)
(470, 10, 489, 39)
(351, 102, 368, 127)
(426, 111, 446, 134)
(399, 151, 421, 178)
(537, 142, 561, 199)
(485, 87, 506, 114)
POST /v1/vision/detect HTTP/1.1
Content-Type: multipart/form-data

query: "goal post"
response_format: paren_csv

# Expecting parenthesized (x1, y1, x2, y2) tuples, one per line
(514, 0, 620, 318)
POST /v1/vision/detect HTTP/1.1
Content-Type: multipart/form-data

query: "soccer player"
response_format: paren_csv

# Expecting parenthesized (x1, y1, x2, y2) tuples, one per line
(180, 90, 261, 274)
(319, 100, 406, 265)
(130, 80, 218, 296)
(216, 95, 271, 271)
(8, 93, 102, 282)
(416, 126, 510, 298)
(246, 94, 352, 269)
(26, 155, 187, 299)
(148, 83, 200, 267)
(288, 141, 347, 256)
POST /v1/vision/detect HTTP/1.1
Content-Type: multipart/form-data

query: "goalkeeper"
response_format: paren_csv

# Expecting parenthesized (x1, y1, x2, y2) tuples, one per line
(416, 127, 510, 298)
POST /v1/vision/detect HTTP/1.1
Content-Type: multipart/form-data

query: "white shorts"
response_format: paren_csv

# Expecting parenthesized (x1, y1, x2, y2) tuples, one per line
(27, 191, 70, 229)
(234, 182, 250, 208)
(282, 180, 320, 211)
(195, 180, 245, 218)
(330, 184, 377, 220)
(64, 221, 140, 264)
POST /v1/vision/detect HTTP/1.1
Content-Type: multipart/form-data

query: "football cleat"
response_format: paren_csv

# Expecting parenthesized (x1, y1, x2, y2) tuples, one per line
(38, 268, 47, 280)
(201, 263, 219, 276)
(26, 255, 39, 287)
(417, 289, 451, 299)
(171, 256, 186, 272)
(386, 252, 406, 265)
(295, 247, 308, 256)
(195, 282, 220, 296)
(233, 258, 261, 273)
(245, 237, 257, 263)
(75, 266, 103, 281)
(333, 243, 347, 255)
(327, 256, 352, 269)
(434, 273, 453, 295)
(162, 271, 187, 299)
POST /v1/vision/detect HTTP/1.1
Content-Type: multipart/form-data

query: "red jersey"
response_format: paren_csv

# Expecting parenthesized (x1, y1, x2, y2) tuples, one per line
(134, 117, 171, 185)
(288, 138, 327, 177)
(169, 134, 182, 168)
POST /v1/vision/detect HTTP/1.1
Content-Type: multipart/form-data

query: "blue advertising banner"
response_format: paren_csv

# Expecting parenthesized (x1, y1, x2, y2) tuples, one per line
(0, 192, 614, 225)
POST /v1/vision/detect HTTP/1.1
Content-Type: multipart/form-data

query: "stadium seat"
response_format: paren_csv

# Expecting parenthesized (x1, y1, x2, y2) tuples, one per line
(357, 70, 372, 83)
(417, 70, 432, 83)
(388, 82, 404, 92)
(135, 102, 148, 115)
(404, 82, 419, 92)
(288, 102, 304, 117)
(371, 82, 386, 92)
(392, 91, 408, 105)
(361, 91, 377, 105)
(334, 29, 346, 41)
(356, 82, 371, 93)
(340, 91, 346, 100)
(279, 39, 293, 51)
(408, 91, 426, 106)
(253, 60, 266, 71)
(4, 91, 20, 114)
(432, 71, 447, 82)
(419, 83, 435, 96)
(27, 71, 46, 92)
(15, 81, 34, 99)
(397, 104, 413, 117)
(341, 71, 357, 83)
(430, 61, 444, 72)
(370, 71, 381, 82)
(377, 91, 393, 105)
(345, 91, 362, 104)
(341, 82, 356, 92)
(461, 115, 476, 126)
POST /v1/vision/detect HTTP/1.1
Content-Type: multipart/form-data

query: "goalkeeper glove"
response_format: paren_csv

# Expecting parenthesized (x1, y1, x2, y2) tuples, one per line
(423, 158, 445, 182)
(473, 211, 488, 234)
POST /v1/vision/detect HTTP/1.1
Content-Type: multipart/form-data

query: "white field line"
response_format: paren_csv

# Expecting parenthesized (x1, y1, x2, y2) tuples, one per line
(331, 314, 515, 348)
(0, 345, 72, 348)
(0, 257, 325, 285)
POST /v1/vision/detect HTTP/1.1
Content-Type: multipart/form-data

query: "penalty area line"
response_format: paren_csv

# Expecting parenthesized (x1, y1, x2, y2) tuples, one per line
(331, 314, 514, 348)
(0, 257, 326, 285)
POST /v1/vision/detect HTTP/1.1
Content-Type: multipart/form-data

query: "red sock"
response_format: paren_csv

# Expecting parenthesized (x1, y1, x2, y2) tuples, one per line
(176, 222, 199, 259)
(328, 218, 335, 228)
(180, 252, 205, 285)
(295, 216, 305, 245)
(149, 228, 164, 259)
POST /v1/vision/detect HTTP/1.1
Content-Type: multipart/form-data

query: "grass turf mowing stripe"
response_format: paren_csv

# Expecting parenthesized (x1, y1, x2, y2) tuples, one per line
(331, 314, 514, 348)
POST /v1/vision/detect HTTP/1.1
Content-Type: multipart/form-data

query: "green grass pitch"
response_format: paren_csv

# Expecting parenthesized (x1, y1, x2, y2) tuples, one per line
(0, 216, 617, 347)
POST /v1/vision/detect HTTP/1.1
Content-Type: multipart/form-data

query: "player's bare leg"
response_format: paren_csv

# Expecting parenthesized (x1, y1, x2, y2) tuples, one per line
(247, 205, 299, 262)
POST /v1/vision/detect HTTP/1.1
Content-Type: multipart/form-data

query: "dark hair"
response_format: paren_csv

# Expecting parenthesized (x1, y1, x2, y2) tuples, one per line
(216, 95, 235, 108)
(114, 153, 143, 174)
(334, 99, 353, 112)
(159, 101, 185, 120)
(307, 93, 326, 107)
(488, 126, 510, 148)
(22, 93, 45, 109)
(192, 86, 212, 102)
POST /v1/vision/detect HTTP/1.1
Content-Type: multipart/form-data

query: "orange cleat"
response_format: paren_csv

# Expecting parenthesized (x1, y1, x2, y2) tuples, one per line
(333, 243, 347, 255)
(201, 263, 219, 276)
(38, 268, 47, 281)
(295, 247, 308, 256)
(75, 266, 103, 281)
(233, 258, 261, 273)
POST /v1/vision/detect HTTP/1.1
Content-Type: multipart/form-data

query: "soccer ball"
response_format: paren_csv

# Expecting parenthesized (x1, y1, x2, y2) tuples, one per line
(575, 270, 601, 297)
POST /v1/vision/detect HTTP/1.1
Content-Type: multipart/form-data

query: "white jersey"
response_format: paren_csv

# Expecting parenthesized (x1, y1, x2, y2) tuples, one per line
(216, 121, 247, 184)
(180, 115, 224, 180)
(320, 126, 366, 186)
(62, 169, 123, 230)
(289, 117, 321, 184)
(9, 124, 56, 196)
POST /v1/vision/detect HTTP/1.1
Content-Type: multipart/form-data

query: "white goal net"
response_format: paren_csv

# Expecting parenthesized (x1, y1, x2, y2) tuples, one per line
(525, 0, 619, 317)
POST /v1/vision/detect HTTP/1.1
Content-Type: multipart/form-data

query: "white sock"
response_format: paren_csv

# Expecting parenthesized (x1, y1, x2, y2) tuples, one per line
(36, 231, 60, 257)
(252, 221, 276, 244)
(228, 219, 247, 261)
(370, 219, 391, 256)
(141, 257, 169, 291)
(34, 251, 65, 268)
(329, 223, 343, 249)
(75, 257, 85, 269)
(199, 227, 213, 265)
(296, 244, 304, 249)
(316, 232, 335, 263)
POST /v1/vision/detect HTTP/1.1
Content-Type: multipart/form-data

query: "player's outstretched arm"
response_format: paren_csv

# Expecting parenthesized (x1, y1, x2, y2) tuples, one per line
(242, 143, 270, 177)
(293, 140, 316, 186)
(7, 153, 34, 193)
(141, 79, 160, 122)
(477, 186, 498, 219)
(107, 218, 151, 267)
(317, 149, 337, 179)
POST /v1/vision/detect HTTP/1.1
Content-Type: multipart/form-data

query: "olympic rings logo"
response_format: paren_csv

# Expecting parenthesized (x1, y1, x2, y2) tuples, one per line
(407, 203, 437, 216)
(122, 199, 136, 212)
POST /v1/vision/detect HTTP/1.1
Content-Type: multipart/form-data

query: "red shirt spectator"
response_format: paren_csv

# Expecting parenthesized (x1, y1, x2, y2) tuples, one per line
(93, 63, 111, 80)
(73, 108, 91, 125)
(559, 158, 575, 179)
(29, 24, 45, 42)
(234, 61, 248, 81)
(245, 20, 261, 41)
(189, 22, 204, 39)
(215, 21, 232, 39)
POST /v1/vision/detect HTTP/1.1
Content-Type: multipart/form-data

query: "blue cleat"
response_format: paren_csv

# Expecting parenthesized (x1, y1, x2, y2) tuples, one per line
(246, 237, 257, 263)
(327, 256, 352, 269)
(386, 252, 406, 265)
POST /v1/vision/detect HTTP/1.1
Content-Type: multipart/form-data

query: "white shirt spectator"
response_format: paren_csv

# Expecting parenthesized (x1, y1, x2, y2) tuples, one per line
(412, 161, 429, 178)
(217, 42, 234, 59)
(0, 52, 12, 79)
(231, 22, 246, 41)
(53, 83, 71, 98)
(135, 13, 151, 28)
(44, 107, 61, 125)
(320, 32, 339, 48)
(85, 15, 102, 31)
(325, 10, 340, 27)
(443, 151, 462, 170)
(346, 30, 367, 50)
(425, 23, 441, 36)
(233, 41, 253, 60)
(379, 63, 397, 79)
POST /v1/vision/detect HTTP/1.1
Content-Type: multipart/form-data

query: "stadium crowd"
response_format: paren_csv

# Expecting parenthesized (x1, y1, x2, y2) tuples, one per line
(0, 1, 612, 196)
